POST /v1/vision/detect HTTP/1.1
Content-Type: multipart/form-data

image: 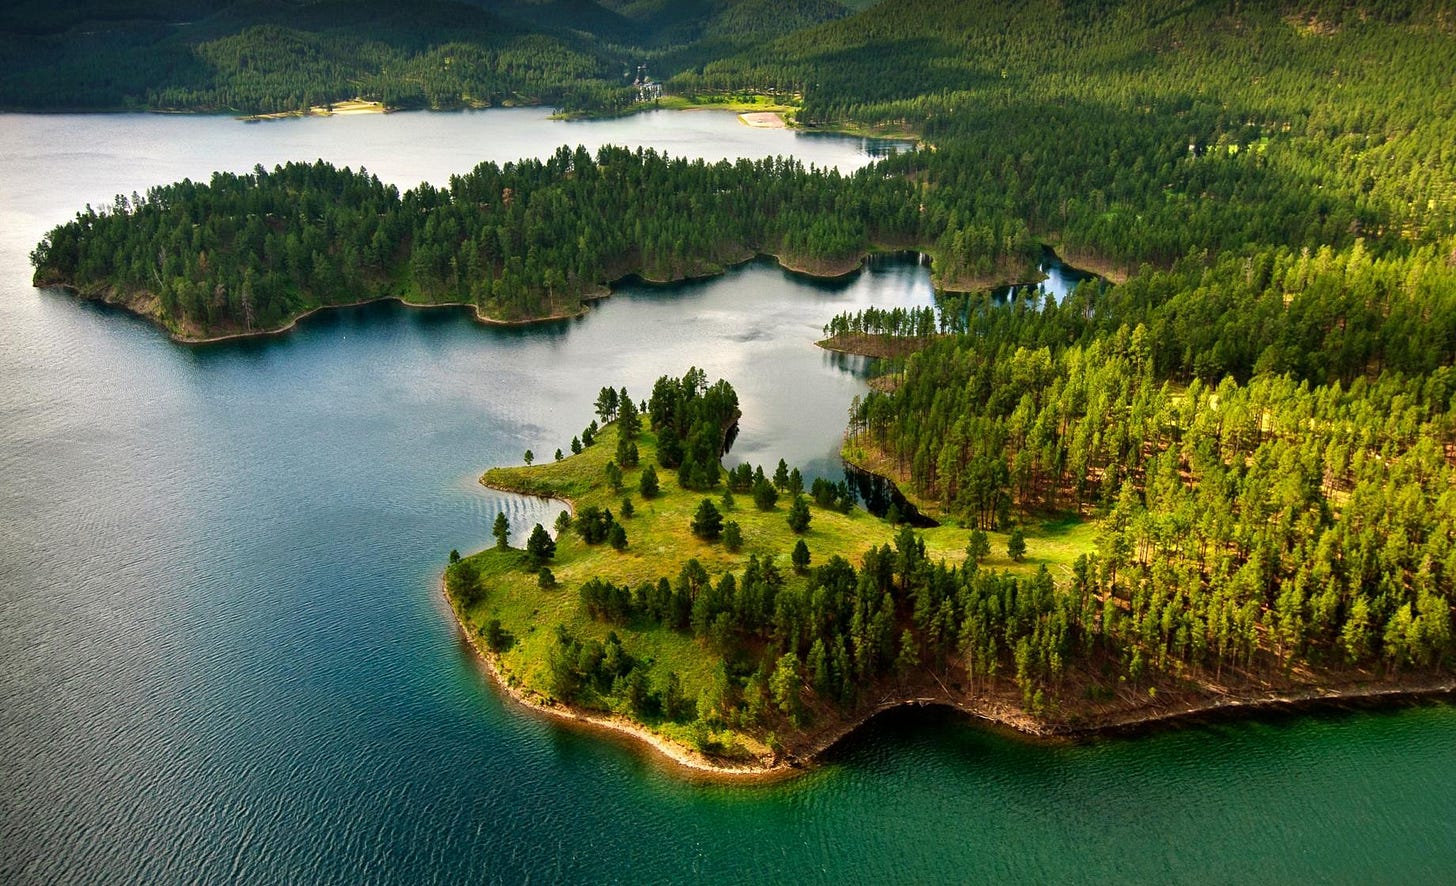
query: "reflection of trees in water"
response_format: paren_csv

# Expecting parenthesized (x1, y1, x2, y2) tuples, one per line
(843, 464, 938, 527)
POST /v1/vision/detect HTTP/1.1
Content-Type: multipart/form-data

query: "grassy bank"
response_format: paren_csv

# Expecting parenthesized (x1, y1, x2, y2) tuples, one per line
(450, 408, 1453, 778)
(456, 417, 1101, 768)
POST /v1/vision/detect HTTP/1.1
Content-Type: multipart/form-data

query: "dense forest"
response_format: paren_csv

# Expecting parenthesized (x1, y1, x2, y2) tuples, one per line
(831, 237, 1456, 702)
(31, 149, 934, 337)
(0, 0, 847, 114)
(0, 0, 634, 113)
(454, 360, 1454, 742)
(33, 1, 1456, 334)
(684, 0, 1456, 268)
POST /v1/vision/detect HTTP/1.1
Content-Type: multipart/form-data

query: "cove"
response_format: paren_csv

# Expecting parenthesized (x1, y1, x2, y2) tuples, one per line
(3, 110, 1455, 883)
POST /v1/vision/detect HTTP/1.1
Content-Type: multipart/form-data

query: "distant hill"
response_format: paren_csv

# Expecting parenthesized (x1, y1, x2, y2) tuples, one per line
(0, 0, 849, 113)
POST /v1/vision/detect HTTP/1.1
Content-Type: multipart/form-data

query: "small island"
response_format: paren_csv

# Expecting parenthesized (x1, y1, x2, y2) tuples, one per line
(446, 367, 1456, 779)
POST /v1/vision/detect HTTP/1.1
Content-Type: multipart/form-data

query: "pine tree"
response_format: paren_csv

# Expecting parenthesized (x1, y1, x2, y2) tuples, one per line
(753, 478, 779, 510)
(526, 523, 556, 567)
(691, 499, 724, 540)
(639, 465, 660, 498)
(787, 495, 811, 533)
(493, 511, 510, 550)
(791, 539, 811, 573)
(966, 529, 990, 564)
(1007, 528, 1027, 562)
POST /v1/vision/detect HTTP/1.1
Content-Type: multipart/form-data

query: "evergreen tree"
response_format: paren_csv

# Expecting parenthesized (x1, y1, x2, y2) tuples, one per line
(595, 386, 619, 422)
(663, 672, 690, 721)
(788, 467, 804, 498)
(787, 495, 811, 533)
(639, 465, 660, 498)
(791, 539, 811, 573)
(753, 478, 779, 510)
(723, 520, 743, 553)
(966, 529, 991, 564)
(770, 652, 803, 724)
(615, 434, 638, 468)
(618, 393, 641, 439)
(526, 523, 556, 567)
(692, 499, 724, 540)
(1007, 528, 1027, 562)
(493, 511, 510, 550)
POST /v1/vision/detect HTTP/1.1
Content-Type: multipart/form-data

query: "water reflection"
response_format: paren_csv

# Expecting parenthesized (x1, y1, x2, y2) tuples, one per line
(844, 463, 939, 527)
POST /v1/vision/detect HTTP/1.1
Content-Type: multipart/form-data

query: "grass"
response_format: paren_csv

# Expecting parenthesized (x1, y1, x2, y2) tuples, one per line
(460, 419, 1098, 752)
(651, 93, 800, 114)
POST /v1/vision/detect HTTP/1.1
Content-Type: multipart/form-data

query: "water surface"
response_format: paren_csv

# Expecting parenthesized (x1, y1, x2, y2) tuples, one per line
(2, 110, 1454, 884)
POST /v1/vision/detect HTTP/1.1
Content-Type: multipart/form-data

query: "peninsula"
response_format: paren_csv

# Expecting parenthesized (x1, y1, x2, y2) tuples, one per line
(29, 149, 1039, 344)
(446, 368, 1456, 778)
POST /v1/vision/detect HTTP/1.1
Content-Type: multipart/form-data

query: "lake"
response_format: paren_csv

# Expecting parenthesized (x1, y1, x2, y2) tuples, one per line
(2, 108, 1454, 883)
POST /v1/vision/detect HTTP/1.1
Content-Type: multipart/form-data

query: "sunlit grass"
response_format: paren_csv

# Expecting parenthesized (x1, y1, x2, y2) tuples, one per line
(462, 419, 1096, 747)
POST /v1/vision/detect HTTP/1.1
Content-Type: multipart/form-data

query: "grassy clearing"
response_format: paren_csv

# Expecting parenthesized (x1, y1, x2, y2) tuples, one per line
(461, 420, 1097, 752)
(651, 93, 800, 114)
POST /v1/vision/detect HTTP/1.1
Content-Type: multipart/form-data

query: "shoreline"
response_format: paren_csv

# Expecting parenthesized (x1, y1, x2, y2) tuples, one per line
(43, 238, 1104, 347)
(816, 333, 935, 360)
(38, 248, 897, 346)
(447, 549, 1456, 779)
(38, 282, 605, 345)
(443, 573, 794, 782)
(465, 484, 1455, 779)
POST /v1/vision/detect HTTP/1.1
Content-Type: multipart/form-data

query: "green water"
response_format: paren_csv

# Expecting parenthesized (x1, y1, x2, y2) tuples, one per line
(2, 109, 1453, 883)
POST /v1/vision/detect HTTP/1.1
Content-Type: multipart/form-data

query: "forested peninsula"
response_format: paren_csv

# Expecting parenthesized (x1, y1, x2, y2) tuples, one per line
(446, 367, 1456, 776)
(29, 150, 969, 342)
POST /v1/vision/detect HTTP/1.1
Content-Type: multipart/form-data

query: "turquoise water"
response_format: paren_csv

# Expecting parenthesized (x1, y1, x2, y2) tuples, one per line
(2, 110, 1454, 883)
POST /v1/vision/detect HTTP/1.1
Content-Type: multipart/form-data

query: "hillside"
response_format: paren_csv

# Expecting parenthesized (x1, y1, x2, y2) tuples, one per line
(0, 0, 848, 114)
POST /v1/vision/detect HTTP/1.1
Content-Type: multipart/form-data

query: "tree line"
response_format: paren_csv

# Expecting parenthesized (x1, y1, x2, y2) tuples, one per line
(32, 148, 939, 336)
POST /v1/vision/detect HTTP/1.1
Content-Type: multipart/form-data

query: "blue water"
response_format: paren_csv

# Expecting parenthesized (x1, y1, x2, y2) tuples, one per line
(3, 110, 1454, 884)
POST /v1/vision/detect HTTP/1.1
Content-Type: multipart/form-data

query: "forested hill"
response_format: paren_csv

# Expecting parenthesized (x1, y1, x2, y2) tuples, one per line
(0, 0, 623, 113)
(0, 0, 848, 114)
(682, 0, 1456, 262)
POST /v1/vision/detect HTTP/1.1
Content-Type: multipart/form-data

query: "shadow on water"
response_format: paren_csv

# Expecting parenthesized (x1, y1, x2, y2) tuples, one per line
(817, 704, 1008, 775)
(793, 132, 916, 159)
(790, 249, 929, 291)
(126, 298, 585, 362)
(820, 348, 873, 378)
(844, 463, 938, 527)
(988, 246, 1099, 304)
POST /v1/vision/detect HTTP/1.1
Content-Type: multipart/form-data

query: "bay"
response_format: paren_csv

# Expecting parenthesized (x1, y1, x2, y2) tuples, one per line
(1, 108, 1452, 884)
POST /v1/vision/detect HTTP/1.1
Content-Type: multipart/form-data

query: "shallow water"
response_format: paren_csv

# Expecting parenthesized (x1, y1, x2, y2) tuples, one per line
(2, 109, 1453, 883)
